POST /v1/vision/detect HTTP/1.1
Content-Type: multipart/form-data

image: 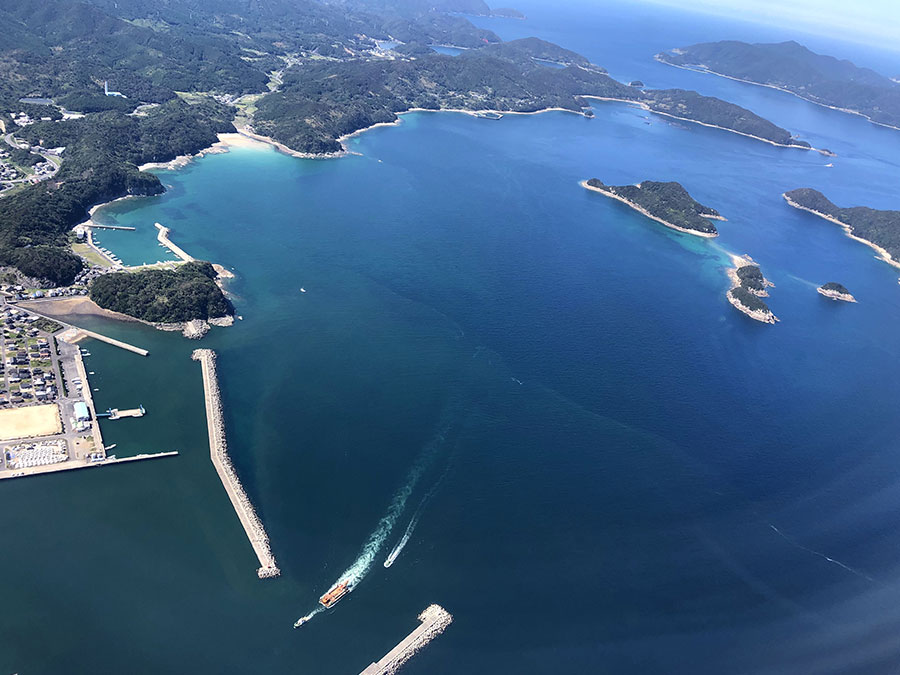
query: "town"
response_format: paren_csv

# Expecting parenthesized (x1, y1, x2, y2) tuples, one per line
(0, 293, 175, 480)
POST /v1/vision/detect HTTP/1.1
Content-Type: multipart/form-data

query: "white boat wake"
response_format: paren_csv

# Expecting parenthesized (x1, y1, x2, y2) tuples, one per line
(294, 416, 453, 626)
(384, 460, 452, 568)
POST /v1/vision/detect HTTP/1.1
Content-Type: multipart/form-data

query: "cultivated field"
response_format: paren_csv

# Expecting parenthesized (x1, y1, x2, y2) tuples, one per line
(0, 404, 62, 441)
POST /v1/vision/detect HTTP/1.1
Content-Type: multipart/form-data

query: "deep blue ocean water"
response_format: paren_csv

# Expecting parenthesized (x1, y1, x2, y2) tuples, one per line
(5, 2, 900, 673)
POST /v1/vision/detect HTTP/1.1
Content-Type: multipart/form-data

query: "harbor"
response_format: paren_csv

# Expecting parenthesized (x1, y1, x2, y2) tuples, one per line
(192, 348, 279, 579)
(359, 605, 453, 675)
(1, 295, 172, 481)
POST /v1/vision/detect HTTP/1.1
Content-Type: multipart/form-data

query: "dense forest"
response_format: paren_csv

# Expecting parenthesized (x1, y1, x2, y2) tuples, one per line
(785, 188, 900, 262)
(736, 264, 766, 292)
(585, 179, 722, 235)
(90, 261, 233, 322)
(253, 41, 629, 154)
(0, 100, 234, 284)
(0, 0, 812, 286)
(642, 89, 810, 147)
(657, 40, 900, 129)
(729, 285, 772, 314)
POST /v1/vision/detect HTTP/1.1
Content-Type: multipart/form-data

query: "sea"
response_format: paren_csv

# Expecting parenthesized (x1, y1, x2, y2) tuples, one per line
(5, 1, 900, 673)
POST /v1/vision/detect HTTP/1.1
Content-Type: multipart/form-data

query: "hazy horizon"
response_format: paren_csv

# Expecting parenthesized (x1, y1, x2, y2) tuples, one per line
(637, 0, 900, 53)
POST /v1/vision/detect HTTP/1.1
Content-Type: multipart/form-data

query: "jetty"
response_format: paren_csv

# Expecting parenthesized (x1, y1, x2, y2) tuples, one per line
(359, 605, 453, 675)
(192, 349, 280, 579)
(0, 451, 179, 481)
(60, 327, 149, 356)
(156, 223, 195, 263)
(89, 224, 136, 231)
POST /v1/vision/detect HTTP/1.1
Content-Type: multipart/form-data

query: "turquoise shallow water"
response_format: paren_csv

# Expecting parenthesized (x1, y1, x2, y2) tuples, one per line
(5, 3, 900, 674)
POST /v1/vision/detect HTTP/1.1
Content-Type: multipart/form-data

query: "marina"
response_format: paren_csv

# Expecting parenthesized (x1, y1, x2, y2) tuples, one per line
(192, 348, 279, 579)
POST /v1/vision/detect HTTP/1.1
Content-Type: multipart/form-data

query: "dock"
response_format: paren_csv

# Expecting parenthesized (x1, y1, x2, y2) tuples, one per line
(88, 224, 136, 231)
(60, 327, 149, 356)
(0, 451, 178, 481)
(156, 223, 195, 263)
(359, 605, 453, 675)
(192, 349, 279, 579)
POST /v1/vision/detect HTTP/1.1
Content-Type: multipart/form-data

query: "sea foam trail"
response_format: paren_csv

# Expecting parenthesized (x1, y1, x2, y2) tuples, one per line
(337, 427, 448, 587)
(384, 459, 453, 568)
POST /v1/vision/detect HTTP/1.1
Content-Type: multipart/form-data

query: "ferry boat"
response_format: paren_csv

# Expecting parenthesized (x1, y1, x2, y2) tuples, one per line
(319, 581, 350, 608)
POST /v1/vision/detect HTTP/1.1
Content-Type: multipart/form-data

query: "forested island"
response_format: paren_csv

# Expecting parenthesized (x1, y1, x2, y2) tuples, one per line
(727, 257, 777, 324)
(818, 282, 856, 303)
(783, 188, 900, 268)
(581, 179, 724, 236)
(0, 0, 814, 285)
(656, 40, 900, 130)
(89, 262, 233, 324)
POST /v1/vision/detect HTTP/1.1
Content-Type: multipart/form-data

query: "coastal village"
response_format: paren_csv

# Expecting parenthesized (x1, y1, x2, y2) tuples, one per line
(0, 293, 175, 481)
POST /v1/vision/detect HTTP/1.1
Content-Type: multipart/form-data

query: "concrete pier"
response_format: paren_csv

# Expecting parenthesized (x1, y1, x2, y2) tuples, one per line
(192, 349, 280, 579)
(0, 451, 179, 481)
(65, 328, 149, 356)
(360, 605, 453, 675)
(156, 223, 195, 263)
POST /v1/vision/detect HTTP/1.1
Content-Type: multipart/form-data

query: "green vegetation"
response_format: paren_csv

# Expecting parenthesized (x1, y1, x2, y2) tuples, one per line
(585, 179, 721, 235)
(0, 99, 234, 284)
(785, 188, 900, 262)
(89, 261, 233, 323)
(0, 0, 808, 287)
(657, 40, 900, 129)
(253, 41, 628, 154)
(736, 265, 766, 292)
(642, 89, 810, 147)
(821, 282, 851, 294)
(729, 285, 771, 313)
(33, 318, 63, 333)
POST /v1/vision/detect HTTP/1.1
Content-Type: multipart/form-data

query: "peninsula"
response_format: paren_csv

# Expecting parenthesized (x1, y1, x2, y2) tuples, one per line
(726, 256, 778, 324)
(783, 188, 900, 269)
(656, 40, 900, 130)
(818, 282, 856, 303)
(89, 261, 234, 324)
(581, 179, 724, 237)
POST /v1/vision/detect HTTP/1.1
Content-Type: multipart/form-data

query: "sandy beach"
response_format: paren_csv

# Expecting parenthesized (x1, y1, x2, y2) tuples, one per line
(580, 179, 719, 238)
(19, 296, 140, 323)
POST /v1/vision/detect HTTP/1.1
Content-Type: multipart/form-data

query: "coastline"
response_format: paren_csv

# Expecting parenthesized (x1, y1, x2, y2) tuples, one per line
(818, 287, 857, 303)
(782, 193, 900, 270)
(579, 179, 718, 238)
(655, 57, 900, 135)
(20, 292, 234, 338)
(725, 254, 778, 324)
(581, 95, 824, 153)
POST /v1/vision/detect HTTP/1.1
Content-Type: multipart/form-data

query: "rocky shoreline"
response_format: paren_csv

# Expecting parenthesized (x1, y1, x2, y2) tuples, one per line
(726, 255, 778, 324)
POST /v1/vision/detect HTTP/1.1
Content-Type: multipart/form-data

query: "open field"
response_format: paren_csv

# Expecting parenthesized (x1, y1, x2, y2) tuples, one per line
(0, 404, 62, 440)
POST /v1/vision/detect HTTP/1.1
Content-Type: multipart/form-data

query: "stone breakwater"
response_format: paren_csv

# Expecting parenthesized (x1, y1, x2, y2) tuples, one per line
(192, 349, 280, 579)
(359, 605, 453, 675)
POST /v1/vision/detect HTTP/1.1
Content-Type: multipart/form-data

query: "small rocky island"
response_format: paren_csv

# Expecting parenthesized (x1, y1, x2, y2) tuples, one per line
(783, 188, 900, 269)
(581, 179, 724, 236)
(727, 256, 778, 324)
(818, 282, 856, 302)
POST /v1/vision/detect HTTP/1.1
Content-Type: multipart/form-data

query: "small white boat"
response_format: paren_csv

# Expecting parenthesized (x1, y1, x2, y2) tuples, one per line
(300, 288, 306, 293)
